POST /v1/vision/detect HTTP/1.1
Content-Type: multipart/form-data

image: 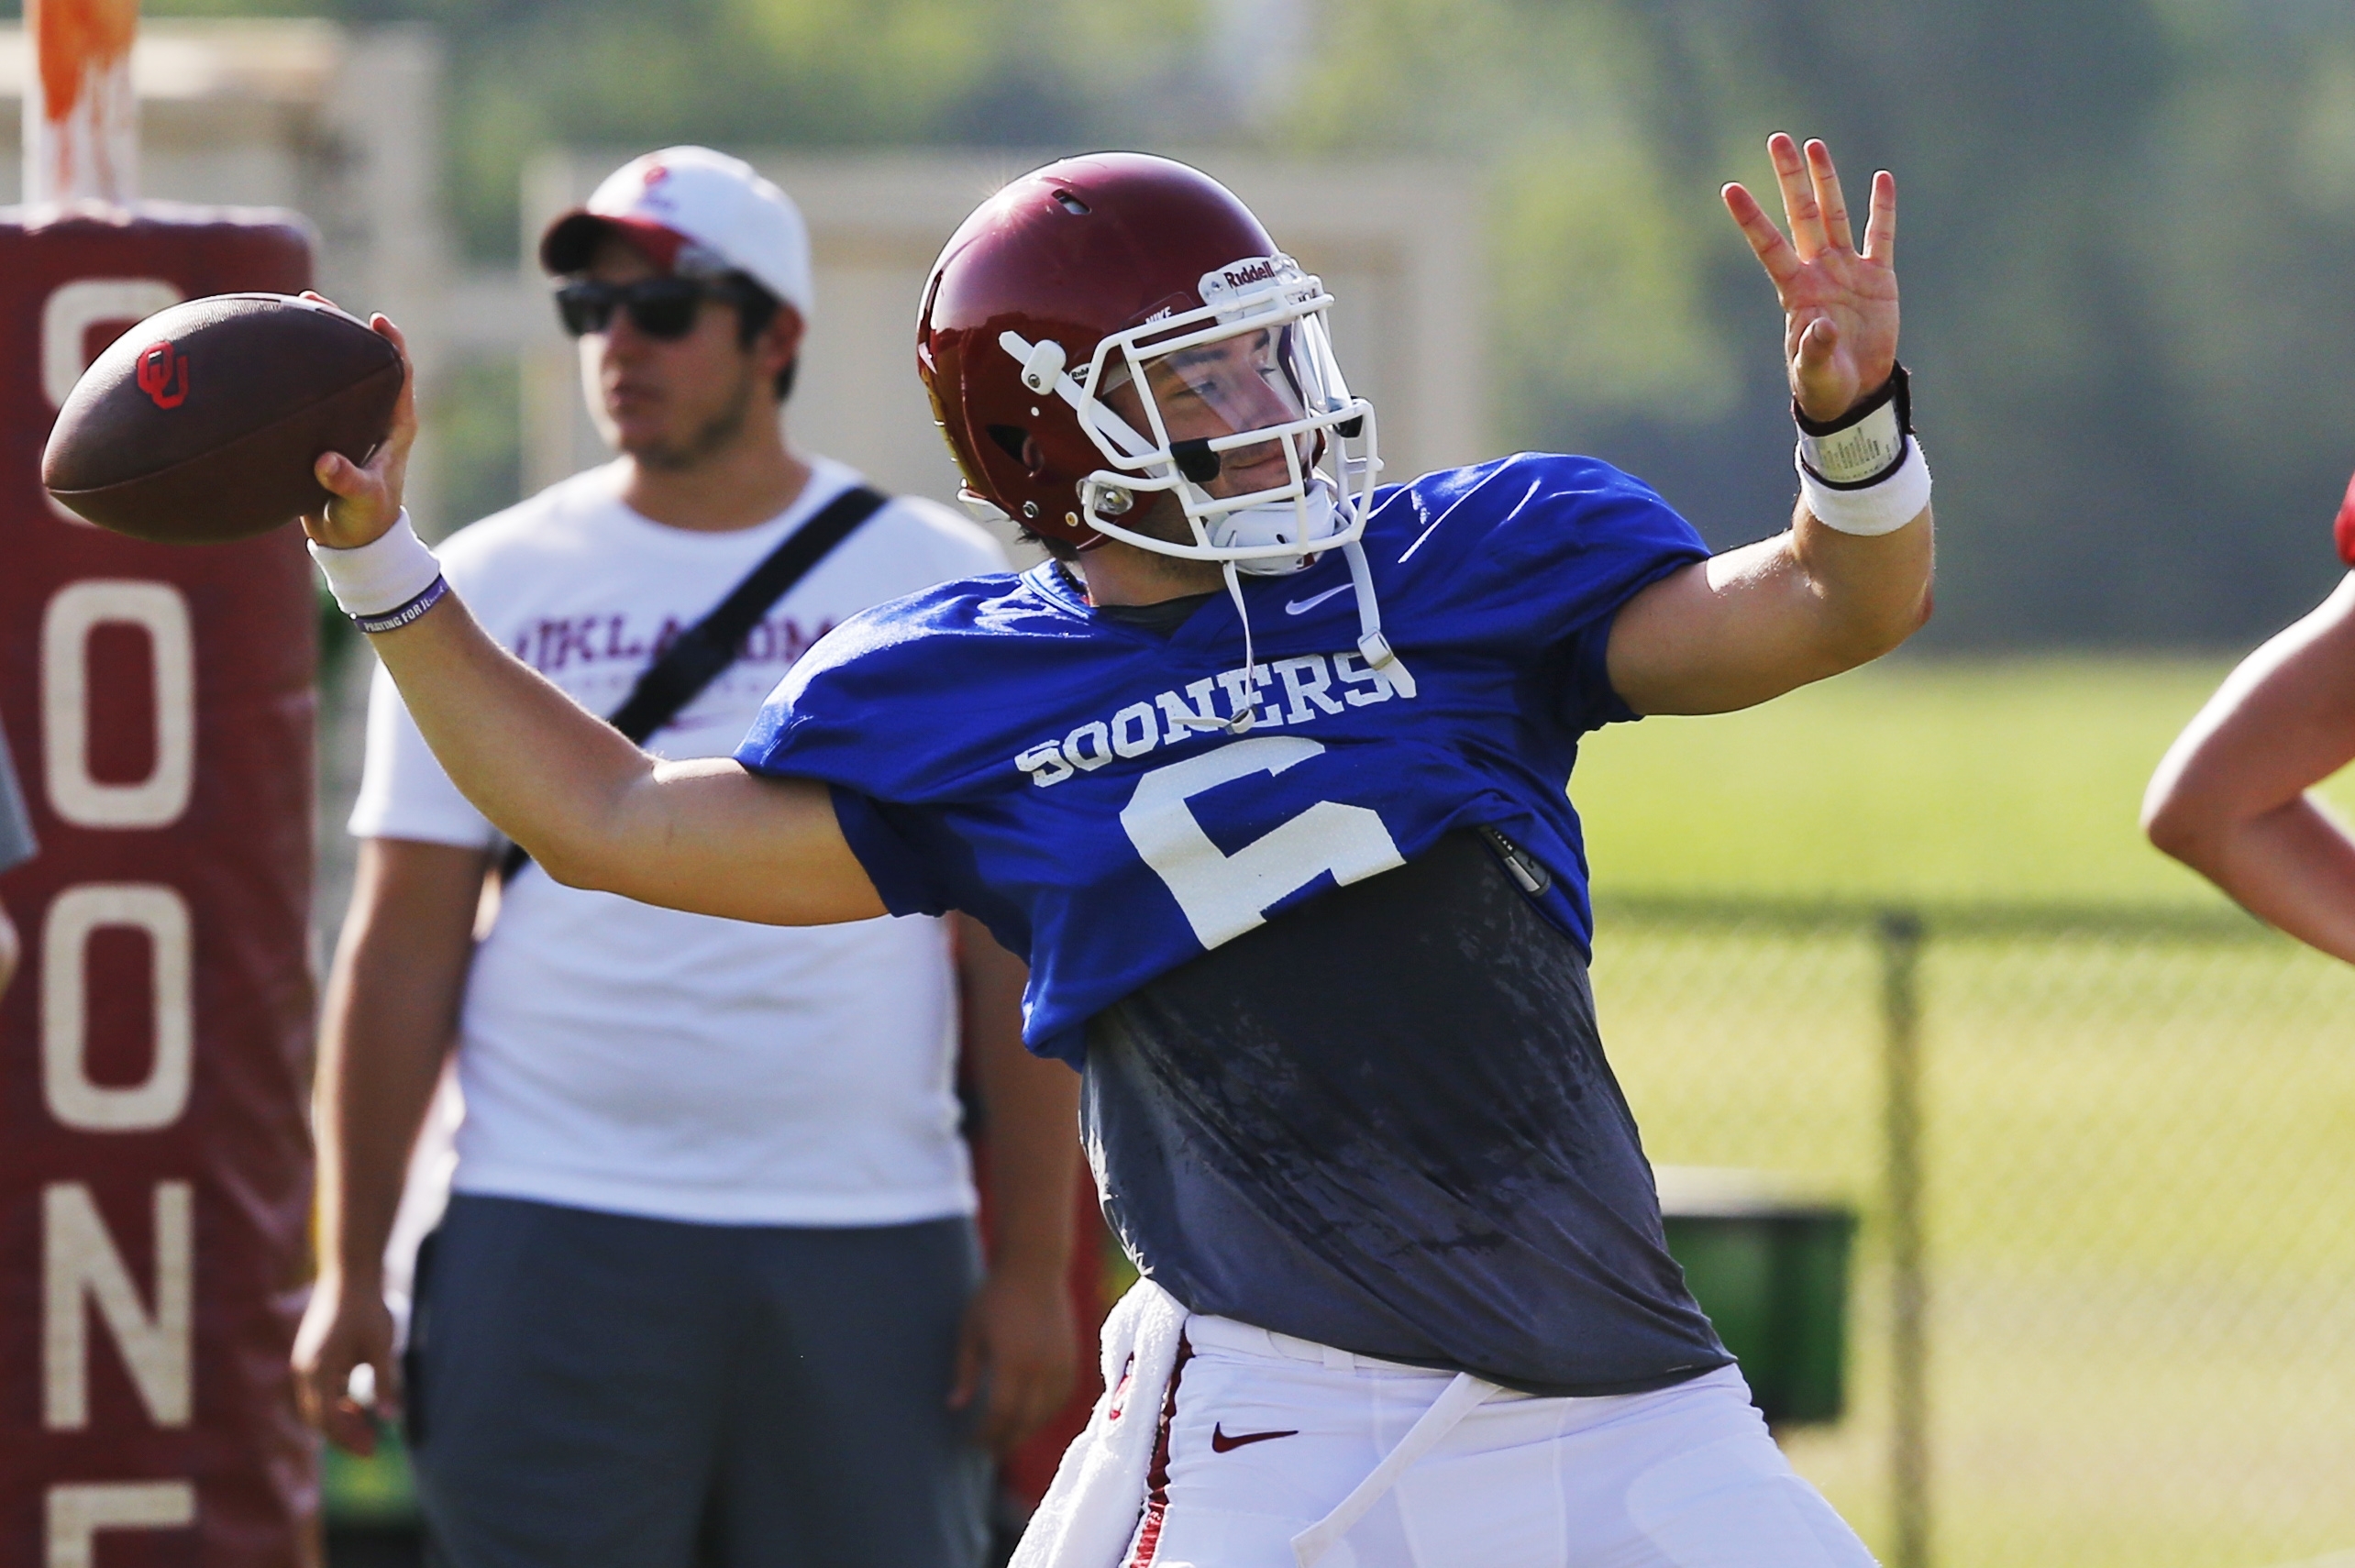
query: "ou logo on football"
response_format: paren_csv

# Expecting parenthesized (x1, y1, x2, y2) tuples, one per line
(137, 339, 190, 408)
(1120, 736, 1404, 950)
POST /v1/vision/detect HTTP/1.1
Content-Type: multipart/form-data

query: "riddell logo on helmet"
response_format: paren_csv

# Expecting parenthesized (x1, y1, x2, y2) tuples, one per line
(1199, 258, 1290, 307)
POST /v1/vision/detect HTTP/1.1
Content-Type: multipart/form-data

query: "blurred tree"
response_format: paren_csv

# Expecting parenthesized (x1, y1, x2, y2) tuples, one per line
(118, 0, 1203, 254)
(1280, 0, 2355, 646)
(16, 0, 2355, 646)
(1282, 0, 1740, 444)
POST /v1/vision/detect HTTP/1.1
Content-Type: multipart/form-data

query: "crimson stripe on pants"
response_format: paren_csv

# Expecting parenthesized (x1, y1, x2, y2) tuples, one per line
(1123, 1334, 1196, 1567)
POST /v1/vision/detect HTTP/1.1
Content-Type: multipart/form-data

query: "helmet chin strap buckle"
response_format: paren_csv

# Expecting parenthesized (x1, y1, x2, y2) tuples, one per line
(1342, 538, 1418, 699)
(1355, 629, 1414, 699)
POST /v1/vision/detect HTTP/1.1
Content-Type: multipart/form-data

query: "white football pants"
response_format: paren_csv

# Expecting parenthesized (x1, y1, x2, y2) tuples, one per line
(1125, 1314, 1878, 1568)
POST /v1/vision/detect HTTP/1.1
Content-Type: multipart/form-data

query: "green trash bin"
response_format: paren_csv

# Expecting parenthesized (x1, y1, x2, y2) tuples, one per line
(322, 1421, 423, 1567)
(1655, 1166, 1857, 1430)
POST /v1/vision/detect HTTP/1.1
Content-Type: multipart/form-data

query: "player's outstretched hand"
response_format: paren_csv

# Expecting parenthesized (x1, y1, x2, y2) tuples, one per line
(1722, 135, 1899, 425)
(301, 297, 417, 550)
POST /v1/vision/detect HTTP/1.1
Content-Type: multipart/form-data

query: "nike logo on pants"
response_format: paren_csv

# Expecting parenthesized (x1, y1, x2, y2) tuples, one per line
(1211, 1422, 1300, 1452)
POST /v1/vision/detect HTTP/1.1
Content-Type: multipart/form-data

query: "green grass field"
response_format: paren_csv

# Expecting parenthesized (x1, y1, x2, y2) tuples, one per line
(1570, 653, 2295, 907)
(1562, 657, 2355, 1568)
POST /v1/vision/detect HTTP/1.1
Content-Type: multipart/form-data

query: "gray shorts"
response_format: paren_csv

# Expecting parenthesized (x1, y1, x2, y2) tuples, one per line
(406, 1194, 990, 1568)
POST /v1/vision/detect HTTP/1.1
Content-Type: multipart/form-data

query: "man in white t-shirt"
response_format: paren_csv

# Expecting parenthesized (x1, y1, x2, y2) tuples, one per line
(292, 147, 1080, 1568)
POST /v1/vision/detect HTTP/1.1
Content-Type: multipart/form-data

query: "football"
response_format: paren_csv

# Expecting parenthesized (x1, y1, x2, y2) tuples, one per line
(41, 293, 403, 544)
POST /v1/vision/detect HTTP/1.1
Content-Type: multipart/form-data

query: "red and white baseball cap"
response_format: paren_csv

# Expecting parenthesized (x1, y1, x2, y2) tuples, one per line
(540, 145, 813, 321)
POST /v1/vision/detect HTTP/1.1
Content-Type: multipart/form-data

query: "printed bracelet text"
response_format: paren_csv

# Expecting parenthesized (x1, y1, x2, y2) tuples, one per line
(1796, 363, 1913, 489)
(351, 574, 449, 635)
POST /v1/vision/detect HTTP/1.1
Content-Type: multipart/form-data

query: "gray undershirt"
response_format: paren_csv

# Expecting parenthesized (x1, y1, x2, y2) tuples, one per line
(1082, 829, 1730, 1397)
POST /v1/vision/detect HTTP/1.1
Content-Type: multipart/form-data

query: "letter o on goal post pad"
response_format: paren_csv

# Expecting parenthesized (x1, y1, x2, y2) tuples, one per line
(0, 215, 320, 1563)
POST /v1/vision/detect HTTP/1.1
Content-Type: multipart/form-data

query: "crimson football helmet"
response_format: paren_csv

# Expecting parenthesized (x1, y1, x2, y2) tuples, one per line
(918, 152, 1410, 695)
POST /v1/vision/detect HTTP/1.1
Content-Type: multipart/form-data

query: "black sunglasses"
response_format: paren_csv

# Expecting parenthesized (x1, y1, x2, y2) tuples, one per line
(554, 276, 743, 340)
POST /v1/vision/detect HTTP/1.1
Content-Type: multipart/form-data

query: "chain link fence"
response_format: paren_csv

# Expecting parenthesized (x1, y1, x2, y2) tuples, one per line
(1594, 899, 2355, 1568)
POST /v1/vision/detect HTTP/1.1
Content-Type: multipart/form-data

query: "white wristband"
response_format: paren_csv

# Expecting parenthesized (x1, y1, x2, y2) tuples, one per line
(309, 510, 441, 616)
(1797, 438, 1931, 536)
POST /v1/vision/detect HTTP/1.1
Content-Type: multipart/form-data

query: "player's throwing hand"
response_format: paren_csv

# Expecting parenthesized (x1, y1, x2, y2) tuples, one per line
(302, 298, 417, 551)
(1722, 135, 1898, 425)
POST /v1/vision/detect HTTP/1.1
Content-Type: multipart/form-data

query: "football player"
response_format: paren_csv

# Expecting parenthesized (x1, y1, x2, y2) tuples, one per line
(304, 134, 1928, 1565)
(2145, 475, 2355, 955)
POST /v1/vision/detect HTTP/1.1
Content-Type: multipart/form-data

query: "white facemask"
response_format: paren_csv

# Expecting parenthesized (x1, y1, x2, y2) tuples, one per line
(998, 256, 1416, 712)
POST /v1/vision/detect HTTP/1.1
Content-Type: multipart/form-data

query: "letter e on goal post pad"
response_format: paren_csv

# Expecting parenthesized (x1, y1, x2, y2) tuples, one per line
(0, 1, 323, 1558)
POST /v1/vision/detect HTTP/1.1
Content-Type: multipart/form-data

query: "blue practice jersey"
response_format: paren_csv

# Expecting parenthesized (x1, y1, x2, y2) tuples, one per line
(737, 451, 1730, 1394)
(737, 452, 1709, 1066)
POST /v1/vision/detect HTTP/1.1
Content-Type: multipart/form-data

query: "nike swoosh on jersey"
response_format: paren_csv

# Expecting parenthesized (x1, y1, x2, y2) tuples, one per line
(1211, 1422, 1300, 1452)
(1283, 583, 1354, 615)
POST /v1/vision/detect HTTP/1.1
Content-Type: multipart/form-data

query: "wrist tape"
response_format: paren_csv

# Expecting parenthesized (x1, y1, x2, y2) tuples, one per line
(309, 511, 446, 628)
(1794, 364, 1930, 536)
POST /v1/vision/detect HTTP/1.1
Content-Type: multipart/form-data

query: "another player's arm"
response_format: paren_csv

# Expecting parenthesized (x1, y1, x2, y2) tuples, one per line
(1609, 135, 1932, 718)
(303, 318, 883, 927)
(2143, 575, 2355, 962)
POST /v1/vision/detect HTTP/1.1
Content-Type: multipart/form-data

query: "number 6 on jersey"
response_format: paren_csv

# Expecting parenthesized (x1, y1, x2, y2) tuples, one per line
(1119, 737, 1405, 949)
